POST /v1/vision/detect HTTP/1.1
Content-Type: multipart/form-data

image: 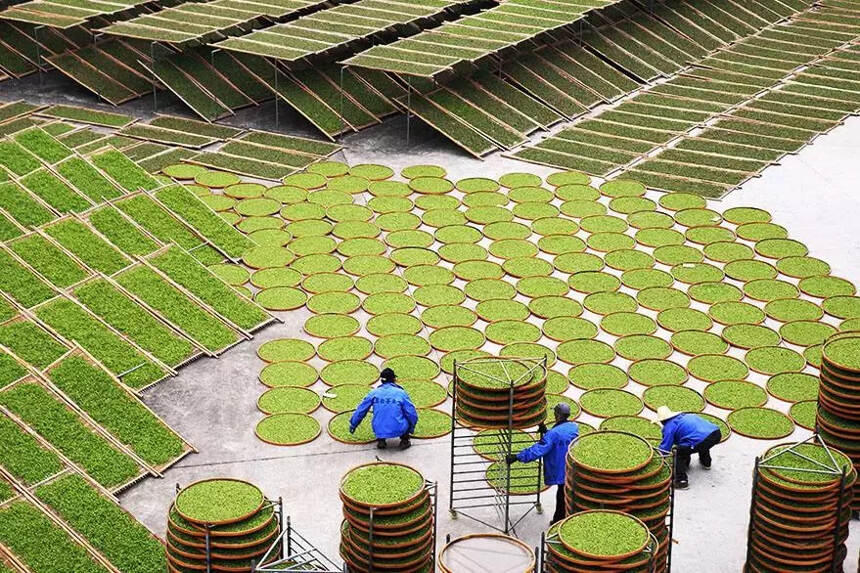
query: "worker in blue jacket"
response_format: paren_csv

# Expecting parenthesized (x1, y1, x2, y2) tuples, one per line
(506, 403, 579, 523)
(349, 368, 419, 450)
(657, 406, 722, 489)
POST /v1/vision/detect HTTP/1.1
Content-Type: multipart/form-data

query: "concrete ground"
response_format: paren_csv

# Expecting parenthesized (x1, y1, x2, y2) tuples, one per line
(2, 71, 859, 571)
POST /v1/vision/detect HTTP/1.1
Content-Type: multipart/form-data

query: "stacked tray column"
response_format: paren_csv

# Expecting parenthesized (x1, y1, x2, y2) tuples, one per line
(453, 356, 547, 429)
(339, 461, 434, 573)
(167, 478, 281, 573)
(544, 509, 658, 572)
(565, 431, 672, 570)
(745, 438, 856, 572)
(818, 333, 860, 511)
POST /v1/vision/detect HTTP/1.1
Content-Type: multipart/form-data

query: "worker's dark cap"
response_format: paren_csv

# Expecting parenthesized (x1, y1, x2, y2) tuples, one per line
(380, 368, 396, 382)
(554, 403, 571, 417)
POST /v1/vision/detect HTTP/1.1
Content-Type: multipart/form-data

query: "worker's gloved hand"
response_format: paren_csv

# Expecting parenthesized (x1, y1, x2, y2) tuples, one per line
(505, 454, 518, 465)
(537, 422, 548, 435)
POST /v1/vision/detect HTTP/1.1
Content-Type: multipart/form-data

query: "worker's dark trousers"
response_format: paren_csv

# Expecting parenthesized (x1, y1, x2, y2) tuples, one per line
(377, 433, 410, 447)
(675, 430, 722, 482)
(552, 485, 565, 524)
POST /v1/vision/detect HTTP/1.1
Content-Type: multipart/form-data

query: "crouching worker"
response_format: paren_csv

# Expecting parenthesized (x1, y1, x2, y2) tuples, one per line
(657, 406, 722, 490)
(349, 368, 418, 450)
(505, 403, 578, 524)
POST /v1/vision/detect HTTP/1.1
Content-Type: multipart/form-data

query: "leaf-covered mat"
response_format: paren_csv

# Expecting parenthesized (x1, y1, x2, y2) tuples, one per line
(255, 287, 306, 310)
(242, 246, 295, 269)
(321, 384, 371, 413)
(721, 324, 781, 349)
(251, 268, 302, 289)
(398, 380, 447, 408)
(328, 411, 374, 444)
(656, 308, 712, 332)
(628, 359, 687, 386)
(320, 360, 379, 386)
(164, 164, 207, 179)
(257, 387, 320, 414)
(568, 364, 628, 390)
(687, 354, 749, 383)
(703, 381, 768, 410)
(259, 361, 318, 388)
(257, 339, 315, 363)
(195, 170, 240, 188)
(726, 408, 794, 440)
(600, 312, 656, 337)
(614, 334, 672, 361)
(642, 385, 704, 413)
(543, 316, 599, 341)
(766, 373, 819, 403)
(374, 334, 431, 358)
(384, 356, 440, 380)
(778, 321, 836, 347)
(208, 264, 250, 286)
(421, 305, 477, 328)
(304, 313, 360, 338)
(429, 326, 485, 352)
(307, 292, 361, 314)
(579, 389, 644, 418)
(255, 413, 321, 446)
(821, 335, 860, 371)
(599, 416, 661, 443)
(317, 337, 373, 361)
(367, 313, 423, 337)
(788, 400, 817, 430)
(340, 463, 424, 507)
(485, 320, 541, 345)
(583, 291, 638, 315)
(412, 409, 452, 439)
(301, 273, 354, 294)
(745, 346, 806, 375)
(708, 301, 766, 325)
(557, 339, 615, 366)
(671, 330, 729, 356)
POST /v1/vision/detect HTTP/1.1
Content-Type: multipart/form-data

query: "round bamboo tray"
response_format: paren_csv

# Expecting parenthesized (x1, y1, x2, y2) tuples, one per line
(438, 533, 535, 573)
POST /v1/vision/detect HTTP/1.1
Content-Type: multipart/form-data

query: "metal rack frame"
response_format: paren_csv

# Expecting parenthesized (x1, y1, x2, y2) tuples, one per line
(253, 513, 343, 572)
(448, 356, 546, 536)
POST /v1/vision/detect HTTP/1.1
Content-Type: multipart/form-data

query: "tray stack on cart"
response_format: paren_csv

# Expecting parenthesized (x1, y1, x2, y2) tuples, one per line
(545, 509, 658, 572)
(454, 357, 547, 429)
(565, 431, 671, 570)
(339, 462, 433, 573)
(745, 439, 856, 572)
(818, 333, 860, 510)
(167, 478, 281, 572)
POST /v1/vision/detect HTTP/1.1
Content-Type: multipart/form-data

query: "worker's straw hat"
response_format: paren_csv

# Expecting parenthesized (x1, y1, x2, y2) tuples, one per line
(656, 406, 677, 422)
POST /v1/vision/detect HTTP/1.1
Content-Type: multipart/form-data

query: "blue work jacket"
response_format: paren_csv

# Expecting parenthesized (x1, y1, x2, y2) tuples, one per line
(349, 382, 419, 439)
(516, 421, 579, 485)
(659, 413, 719, 453)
